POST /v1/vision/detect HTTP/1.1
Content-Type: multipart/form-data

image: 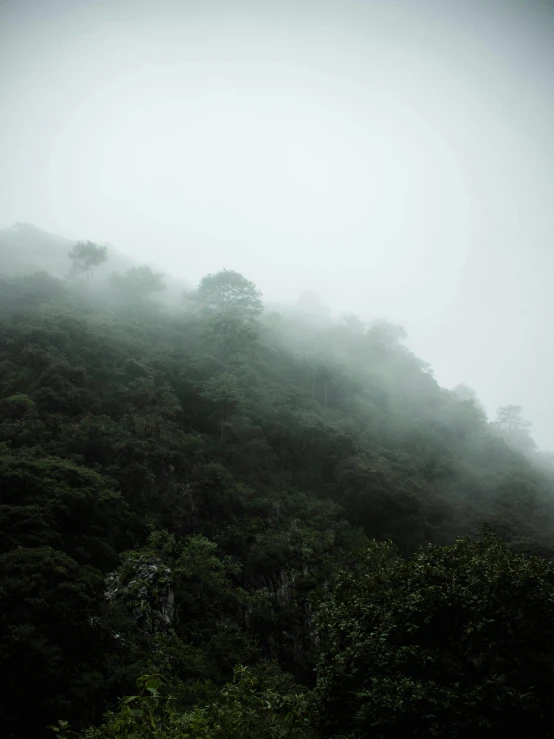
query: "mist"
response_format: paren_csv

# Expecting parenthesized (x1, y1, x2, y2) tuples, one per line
(2, 0, 554, 446)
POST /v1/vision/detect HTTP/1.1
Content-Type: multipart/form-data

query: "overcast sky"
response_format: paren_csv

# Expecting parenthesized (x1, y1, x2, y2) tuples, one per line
(1, 0, 554, 446)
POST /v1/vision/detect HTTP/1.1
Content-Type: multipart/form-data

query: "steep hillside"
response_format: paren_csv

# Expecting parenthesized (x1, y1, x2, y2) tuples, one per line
(0, 223, 190, 305)
(2, 253, 554, 737)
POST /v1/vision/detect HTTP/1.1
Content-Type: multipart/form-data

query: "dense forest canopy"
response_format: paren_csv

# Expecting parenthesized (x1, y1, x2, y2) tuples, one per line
(3, 230, 554, 737)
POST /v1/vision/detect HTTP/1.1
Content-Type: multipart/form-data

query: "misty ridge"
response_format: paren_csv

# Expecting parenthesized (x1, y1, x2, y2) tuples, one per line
(4, 0, 554, 737)
(0, 220, 547, 460)
(3, 0, 554, 449)
(0, 221, 546, 460)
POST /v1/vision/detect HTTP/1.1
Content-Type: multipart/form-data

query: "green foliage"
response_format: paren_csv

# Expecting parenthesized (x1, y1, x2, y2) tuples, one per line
(315, 530, 554, 737)
(1, 262, 554, 737)
(0, 546, 111, 738)
(56, 668, 315, 739)
(0, 448, 128, 567)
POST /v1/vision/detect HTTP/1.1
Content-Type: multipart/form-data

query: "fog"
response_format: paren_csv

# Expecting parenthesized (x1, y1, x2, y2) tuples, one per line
(1, 0, 554, 446)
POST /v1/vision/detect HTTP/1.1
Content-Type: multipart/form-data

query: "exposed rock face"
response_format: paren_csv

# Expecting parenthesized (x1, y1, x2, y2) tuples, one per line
(106, 554, 175, 634)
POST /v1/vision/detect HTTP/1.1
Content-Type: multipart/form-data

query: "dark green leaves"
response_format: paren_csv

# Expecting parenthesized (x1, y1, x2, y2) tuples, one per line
(314, 533, 554, 737)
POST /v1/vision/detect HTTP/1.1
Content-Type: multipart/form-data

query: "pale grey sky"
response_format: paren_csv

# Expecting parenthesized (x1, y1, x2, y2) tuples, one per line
(1, 0, 554, 446)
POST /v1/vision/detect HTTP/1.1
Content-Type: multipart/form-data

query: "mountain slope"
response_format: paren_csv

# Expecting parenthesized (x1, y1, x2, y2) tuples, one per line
(1, 254, 554, 737)
(0, 223, 136, 279)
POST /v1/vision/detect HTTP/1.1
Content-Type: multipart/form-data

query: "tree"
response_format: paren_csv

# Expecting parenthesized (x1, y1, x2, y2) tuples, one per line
(204, 313, 260, 358)
(493, 405, 536, 454)
(68, 241, 108, 279)
(314, 531, 554, 738)
(366, 319, 408, 347)
(495, 404, 531, 434)
(111, 266, 165, 299)
(187, 270, 263, 319)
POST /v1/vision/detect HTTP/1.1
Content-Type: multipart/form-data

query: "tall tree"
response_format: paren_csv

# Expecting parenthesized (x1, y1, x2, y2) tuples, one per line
(68, 241, 108, 279)
(187, 269, 263, 319)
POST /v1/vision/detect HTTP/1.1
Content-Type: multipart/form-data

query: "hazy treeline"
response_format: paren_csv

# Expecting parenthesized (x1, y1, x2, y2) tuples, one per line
(3, 232, 554, 737)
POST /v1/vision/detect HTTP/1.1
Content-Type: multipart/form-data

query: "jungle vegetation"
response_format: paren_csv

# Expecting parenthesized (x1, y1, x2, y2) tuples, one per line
(2, 229, 554, 737)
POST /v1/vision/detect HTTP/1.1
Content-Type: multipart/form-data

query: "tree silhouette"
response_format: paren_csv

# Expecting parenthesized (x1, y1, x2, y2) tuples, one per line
(68, 241, 108, 279)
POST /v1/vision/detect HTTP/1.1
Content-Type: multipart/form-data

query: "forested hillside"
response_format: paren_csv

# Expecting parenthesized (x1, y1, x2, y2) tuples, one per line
(3, 235, 554, 737)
